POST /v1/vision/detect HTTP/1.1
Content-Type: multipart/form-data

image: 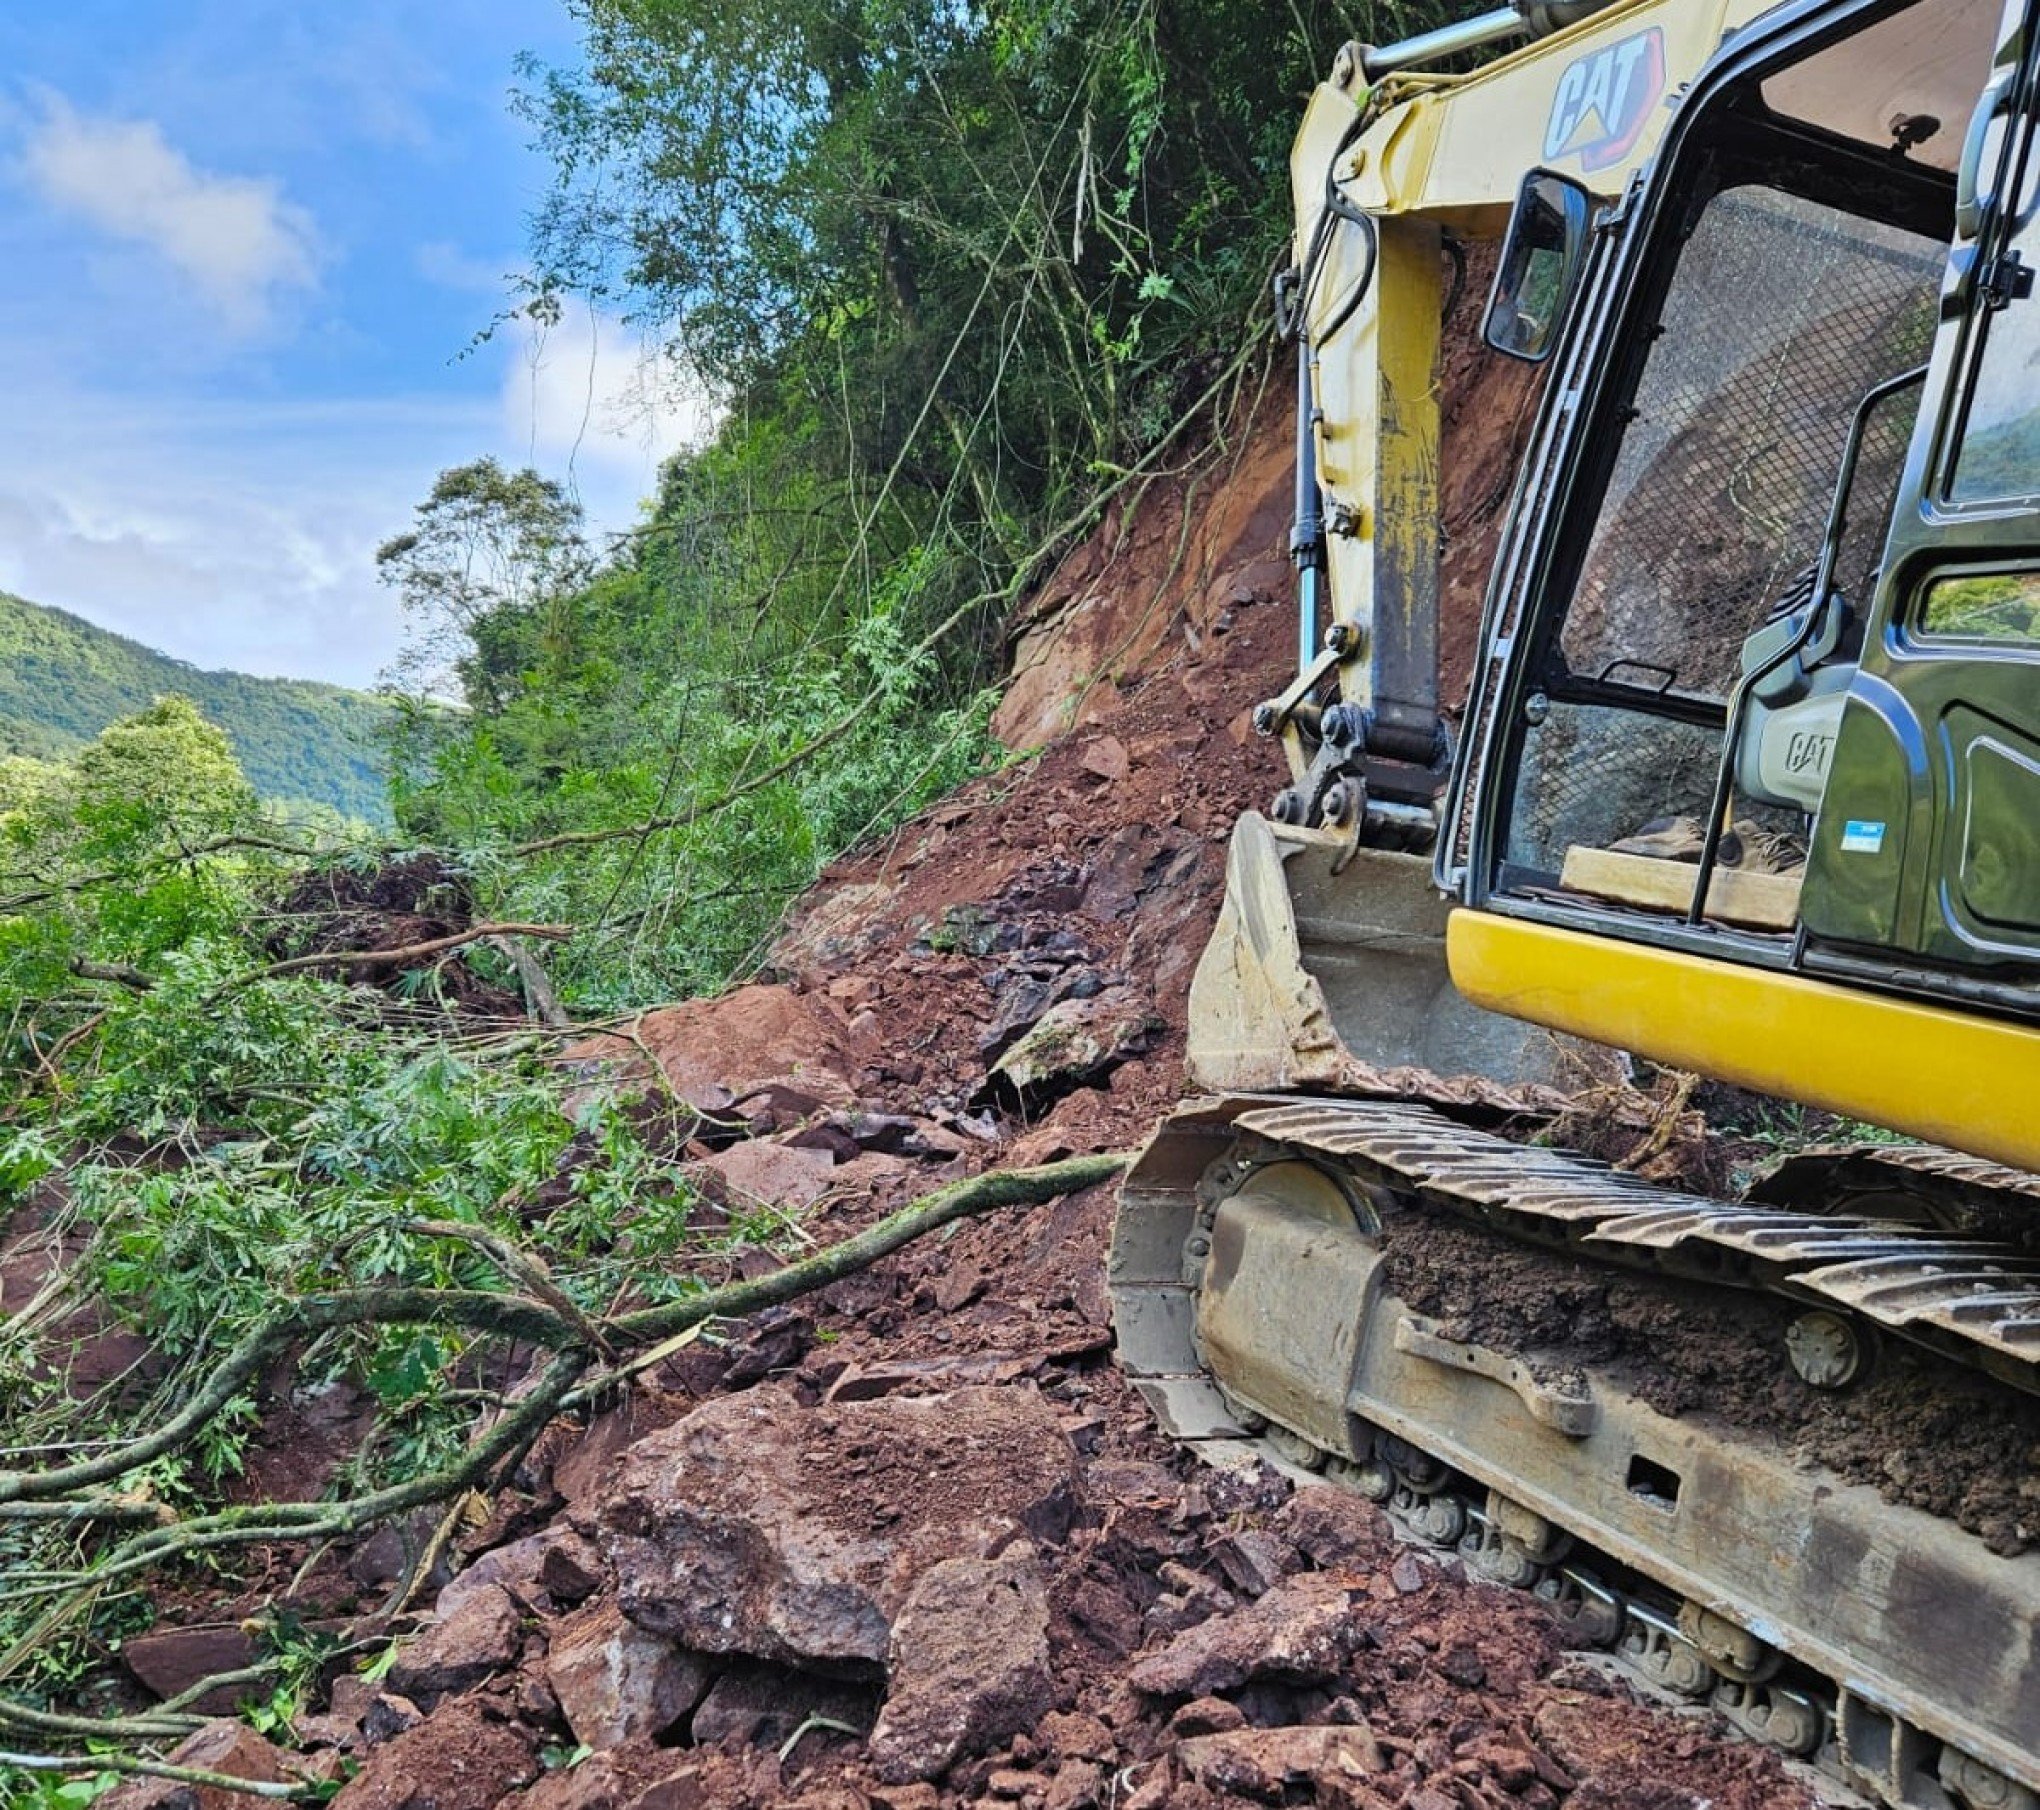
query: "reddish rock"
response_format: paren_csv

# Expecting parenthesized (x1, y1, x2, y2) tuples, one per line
(362, 1692, 424, 1745)
(514, 1751, 694, 1810)
(96, 1720, 294, 1809)
(1043, 1758, 1106, 1810)
(1168, 1696, 1247, 1738)
(984, 993, 1157, 1105)
(564, 986, 860, 1115)
(330, 1698, 538, 1810)
(599, 1383, 1075, 1671)
(538, 1533, 607, 1605)
(1040, 1711, 1114, 1762)
(1129, 1574, 1365, 1698)
(626, 1767, 710, 1810)
(1278, 1486, 1393, 1572)
(121, 1624, 260, 1715)
(1079, 736, 1130, 782)
(1174, 1724, 1385, 1800)
(329, 1675, 377, 1724)
(386, 1582, 522, 1706)
(555, 1405, 656, 1516)
(868, 1553, 1055, 1784)
(545, 1600, 711, 1750)
(698, 1140, 836, 1211)
(439, 1527, 604, 1621)
(513, 1755, 624, 1810)
(1209, 1530, 1296, 1598)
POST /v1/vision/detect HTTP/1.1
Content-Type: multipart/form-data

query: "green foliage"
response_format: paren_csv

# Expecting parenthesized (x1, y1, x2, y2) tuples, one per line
(1922, 570, 2040, 642)
(0, 591, 392, 824)
(367, 0, 1466, 1009)
(377, 459, 596, 713)
(0, 772, 736, 1746)
(1, 1768, 119, 1807)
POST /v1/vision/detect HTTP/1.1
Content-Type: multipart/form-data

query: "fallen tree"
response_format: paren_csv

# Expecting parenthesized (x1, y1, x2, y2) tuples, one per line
(0, 1152, 1126, 1797)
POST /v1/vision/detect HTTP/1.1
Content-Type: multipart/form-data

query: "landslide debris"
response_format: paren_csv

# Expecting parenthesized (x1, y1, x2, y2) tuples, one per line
(98, 385, 1816, 1810)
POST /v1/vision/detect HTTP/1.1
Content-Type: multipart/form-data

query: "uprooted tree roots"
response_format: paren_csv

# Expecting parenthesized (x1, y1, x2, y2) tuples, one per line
(0, 1153, 1126, 1799)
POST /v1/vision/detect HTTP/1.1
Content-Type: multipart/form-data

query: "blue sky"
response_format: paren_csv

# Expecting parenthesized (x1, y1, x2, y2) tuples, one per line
(0, 2, 708, 687)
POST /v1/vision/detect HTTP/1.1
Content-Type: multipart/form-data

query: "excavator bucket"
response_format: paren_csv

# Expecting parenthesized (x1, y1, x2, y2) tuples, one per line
(1186, 811, 1573, 1094)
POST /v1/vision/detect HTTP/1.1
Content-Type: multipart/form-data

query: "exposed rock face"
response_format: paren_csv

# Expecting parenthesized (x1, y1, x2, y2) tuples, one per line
(867, 1551, 1056, 1782)
(545, 1599, 712, 1750)
(597, 1383, 1076, 1672)
(1128, 1573, 1368, 1698)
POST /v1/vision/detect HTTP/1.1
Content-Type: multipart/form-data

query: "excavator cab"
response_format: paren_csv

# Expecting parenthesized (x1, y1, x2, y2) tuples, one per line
(1197, 0, 2040, 1161)
(1442, 0, 2040, 1159)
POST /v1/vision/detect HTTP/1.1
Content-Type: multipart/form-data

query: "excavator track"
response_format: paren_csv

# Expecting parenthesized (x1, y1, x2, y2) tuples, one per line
(1242, 1100, 2040, 1396)
(1111, 1096, 2040, 1810)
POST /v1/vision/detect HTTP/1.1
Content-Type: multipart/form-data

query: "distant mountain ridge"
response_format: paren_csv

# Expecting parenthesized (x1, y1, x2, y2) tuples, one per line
(0, 592, 391, 823)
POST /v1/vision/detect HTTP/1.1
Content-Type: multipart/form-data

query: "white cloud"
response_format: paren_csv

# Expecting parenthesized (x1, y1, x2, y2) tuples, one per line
(0, 381, 498, 686)
(415, 239, 521, 297)
(502, 304, 723, 530)
(0, 319, 722, 689)
(17, 92, 318, 332)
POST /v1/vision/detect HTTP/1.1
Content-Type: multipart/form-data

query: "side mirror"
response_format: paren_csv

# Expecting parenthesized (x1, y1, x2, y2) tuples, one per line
(1483, 170, 1593, 364)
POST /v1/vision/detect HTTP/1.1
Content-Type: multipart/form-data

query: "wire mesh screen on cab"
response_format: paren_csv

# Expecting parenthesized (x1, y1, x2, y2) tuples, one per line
(1499, 185, 1944, 885)
(1557, 184, 1942, 701)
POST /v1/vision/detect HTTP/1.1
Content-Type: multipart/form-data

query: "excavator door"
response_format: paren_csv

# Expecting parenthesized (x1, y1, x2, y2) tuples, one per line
(1801, 1, 2040, 982)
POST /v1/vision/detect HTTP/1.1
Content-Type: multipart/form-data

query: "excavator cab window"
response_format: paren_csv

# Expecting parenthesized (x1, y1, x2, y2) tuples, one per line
(1472, 0, 2003, 946)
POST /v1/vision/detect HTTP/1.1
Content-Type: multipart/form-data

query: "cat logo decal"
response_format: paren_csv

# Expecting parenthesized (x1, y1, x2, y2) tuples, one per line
(1543, 29, 1666, 174)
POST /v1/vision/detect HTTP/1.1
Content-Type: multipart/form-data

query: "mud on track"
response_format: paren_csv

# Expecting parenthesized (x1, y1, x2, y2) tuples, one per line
(1381, 1200, 2040, 1555)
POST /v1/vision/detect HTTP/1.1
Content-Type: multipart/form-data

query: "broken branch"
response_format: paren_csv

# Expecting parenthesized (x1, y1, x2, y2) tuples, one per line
(216, 923, 572, 993)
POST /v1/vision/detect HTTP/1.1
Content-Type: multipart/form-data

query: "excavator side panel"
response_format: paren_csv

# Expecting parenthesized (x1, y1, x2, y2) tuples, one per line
(1447, 909, 2040, 1169)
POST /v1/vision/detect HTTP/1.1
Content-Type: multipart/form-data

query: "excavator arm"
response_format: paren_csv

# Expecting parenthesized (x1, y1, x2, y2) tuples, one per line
(1261, 0, 1779, 838)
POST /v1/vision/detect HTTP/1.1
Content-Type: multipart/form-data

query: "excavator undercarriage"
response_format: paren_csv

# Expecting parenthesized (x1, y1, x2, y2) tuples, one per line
(1112, 1096, 2040, 1807)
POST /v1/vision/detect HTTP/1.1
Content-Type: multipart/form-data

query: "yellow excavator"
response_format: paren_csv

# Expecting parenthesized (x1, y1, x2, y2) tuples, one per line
(1110, 0, 2040, 1802)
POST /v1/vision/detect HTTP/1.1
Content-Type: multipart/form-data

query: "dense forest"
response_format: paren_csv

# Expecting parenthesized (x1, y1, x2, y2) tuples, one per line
(0, 0, 1456, 1798)
(0, 592, 390, 825)
(361, 0, 1396, 1002)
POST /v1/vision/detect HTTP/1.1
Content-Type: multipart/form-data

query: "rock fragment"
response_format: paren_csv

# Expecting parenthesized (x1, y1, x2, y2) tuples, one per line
(328, 1698, 538, 1809)
(545, 1599, 711, 1750)
(598, 1383, 1075, 1671)
(982, 992, 1159, 1107)
(384, 1581, 521, 1706)
(95, 1720, 294, 1809)
(1175, 1724, 1385, 1800)
(1129, 1573, 1365, 1698)
(868, 1552, 1056, 1783)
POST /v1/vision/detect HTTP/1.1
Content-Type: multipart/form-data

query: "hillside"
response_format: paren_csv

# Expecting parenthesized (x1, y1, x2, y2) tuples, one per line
(0, 591, 390, 821)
